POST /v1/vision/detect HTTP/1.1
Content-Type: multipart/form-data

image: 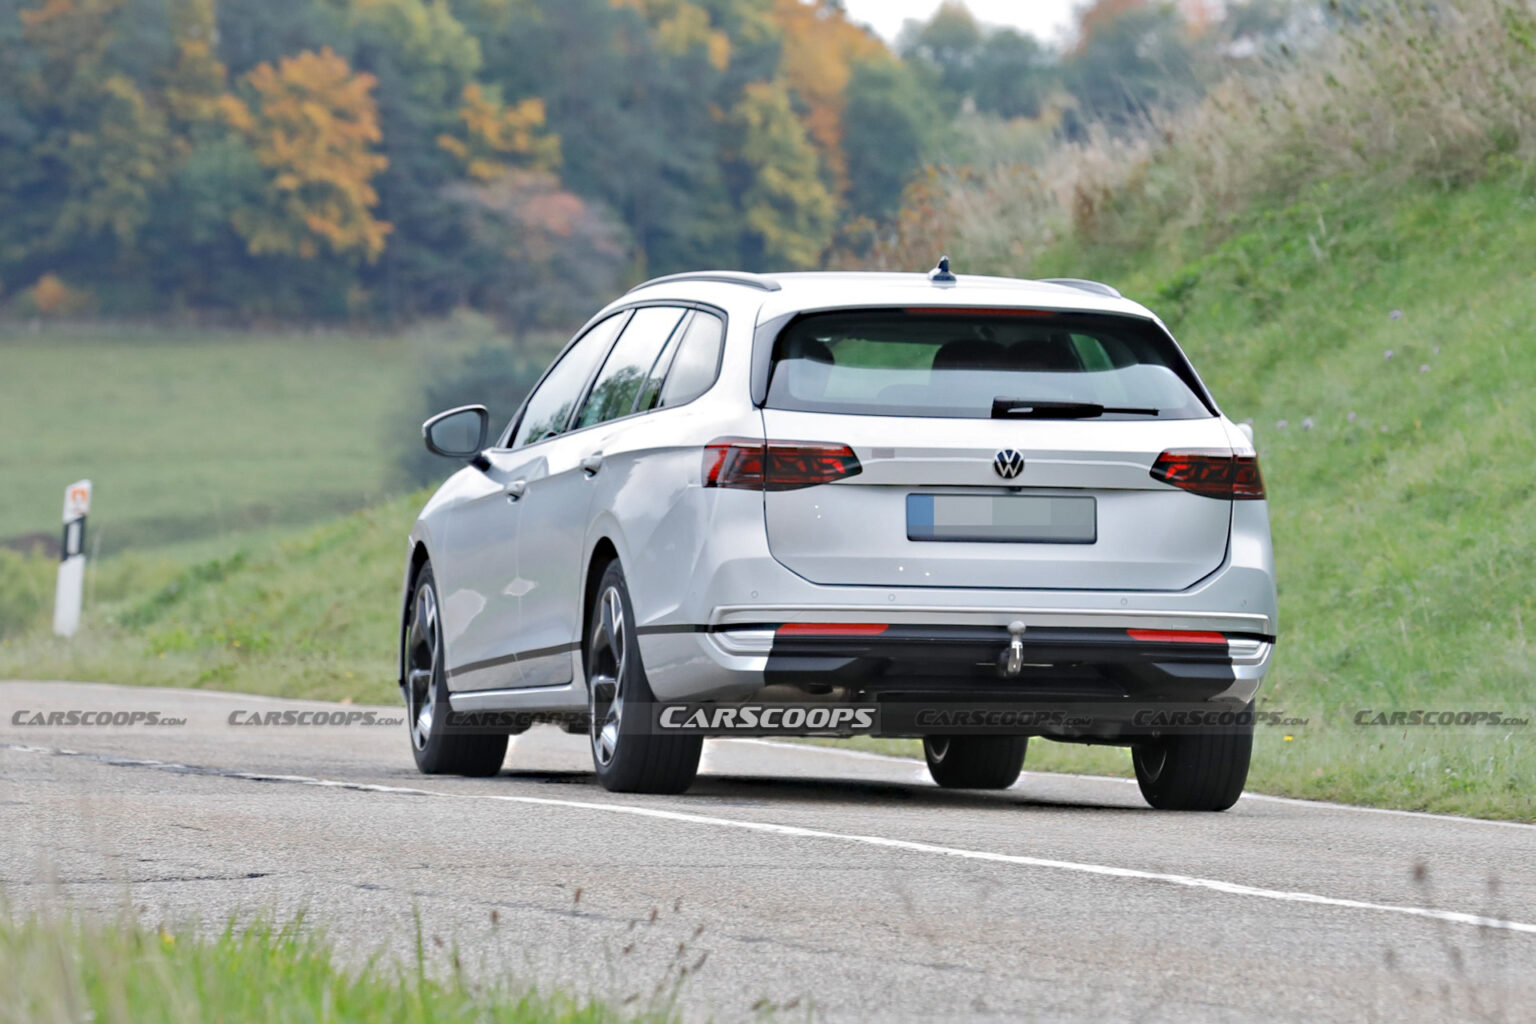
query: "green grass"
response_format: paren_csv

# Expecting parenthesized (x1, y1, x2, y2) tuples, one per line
(0, 318, 560, 556)
(0, 913, 667, 1024)
(0, 494, 418, 701)
(1017, 170, 1536, 818)
(0, 173, 1532, 820)
(0, 328, 410, 555)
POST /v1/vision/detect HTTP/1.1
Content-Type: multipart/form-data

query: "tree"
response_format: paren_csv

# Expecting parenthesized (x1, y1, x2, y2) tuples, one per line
(215, 0, 347, 78)
(159, 0, 230, 136)
(346, 0, 562, 314)
(487, 0, 739, 275)
(445, 168, 630, 343)
(437, 82, 559, 182)
(726, 79, 836, 268)
(220, 47, 391, 261)
(0, 0, 170, 285)
(1062, 0, 1201, 133)
(769, 0, 886, 196)
(971, 28, 1052, 120)
(897, 0, 983, 110)
(842, 59, 940, 222)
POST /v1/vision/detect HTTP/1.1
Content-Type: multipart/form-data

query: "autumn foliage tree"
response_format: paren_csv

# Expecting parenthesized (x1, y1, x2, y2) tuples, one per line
(220, 47, 390, 261)
(2, 0, 169, 283)
(445, 169, 629, 344)
(0, 0, 978, 321)
(727, 78, 837, 267)
(770, 0, 886, 196)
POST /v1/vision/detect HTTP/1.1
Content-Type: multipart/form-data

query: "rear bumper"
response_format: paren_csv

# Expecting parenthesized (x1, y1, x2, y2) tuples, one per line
(638, 617, 1272, 735)
(762, 624, 1270, 699)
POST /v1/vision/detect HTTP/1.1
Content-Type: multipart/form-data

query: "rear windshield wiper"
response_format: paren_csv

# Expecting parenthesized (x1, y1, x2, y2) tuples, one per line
(991, 398, 1160, 419)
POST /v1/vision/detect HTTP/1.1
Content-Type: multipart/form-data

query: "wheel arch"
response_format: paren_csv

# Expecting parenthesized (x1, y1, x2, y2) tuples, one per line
(582, 536, 621, 659)
(399, 541, 433, 689)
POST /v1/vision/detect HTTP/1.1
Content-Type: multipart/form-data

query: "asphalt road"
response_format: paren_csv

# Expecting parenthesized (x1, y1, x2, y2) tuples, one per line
(3, 681, 1533, 1022)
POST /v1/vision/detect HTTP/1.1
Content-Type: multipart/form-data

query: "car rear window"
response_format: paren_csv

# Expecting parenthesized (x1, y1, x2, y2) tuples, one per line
(765, 310, 1213, 420)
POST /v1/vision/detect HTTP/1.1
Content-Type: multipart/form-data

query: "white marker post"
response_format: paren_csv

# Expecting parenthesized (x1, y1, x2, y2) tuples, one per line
(52, 479, 92, 638)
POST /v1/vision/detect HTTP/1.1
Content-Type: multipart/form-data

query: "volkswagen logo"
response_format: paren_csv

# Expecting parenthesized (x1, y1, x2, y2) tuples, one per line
(993, 449, 1025, 479)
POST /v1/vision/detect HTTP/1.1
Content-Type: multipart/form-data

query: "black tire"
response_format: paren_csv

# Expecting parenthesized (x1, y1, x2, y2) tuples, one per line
(402, 564, 508, 777)
(1132, 710, 1253, 811)
(586, 561, 701, 794)
(922, 735, 1028, 789)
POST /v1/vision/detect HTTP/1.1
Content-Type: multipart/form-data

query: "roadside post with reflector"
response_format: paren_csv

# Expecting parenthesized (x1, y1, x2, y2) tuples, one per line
(52, 479, 92, 638)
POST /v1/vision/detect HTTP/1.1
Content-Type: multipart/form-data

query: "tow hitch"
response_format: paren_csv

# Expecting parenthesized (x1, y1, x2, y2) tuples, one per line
(999, 620, 1027, 677)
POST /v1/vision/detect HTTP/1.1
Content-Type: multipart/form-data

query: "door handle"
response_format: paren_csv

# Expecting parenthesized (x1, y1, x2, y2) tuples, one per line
(580, 452, 604, 476)
(505, 479, 527, 501)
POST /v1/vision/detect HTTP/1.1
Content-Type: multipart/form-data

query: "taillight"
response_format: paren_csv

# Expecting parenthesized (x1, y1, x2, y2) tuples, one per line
(1150, 449, 1265, 500)
(1127, 629, 1227, 644)
(776, 623, 889, 637)
(703, 438, 862, 491)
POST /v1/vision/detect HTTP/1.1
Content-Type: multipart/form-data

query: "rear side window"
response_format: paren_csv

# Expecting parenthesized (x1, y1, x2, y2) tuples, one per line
(765, 310, 1212, 420)
(573, 306, 687, 429)
(509, 311, 629, 448)
(657, 311, 725, 407)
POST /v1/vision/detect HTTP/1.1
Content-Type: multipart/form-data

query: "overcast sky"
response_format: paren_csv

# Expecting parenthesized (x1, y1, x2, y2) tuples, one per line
(840, 0, 1082, 46)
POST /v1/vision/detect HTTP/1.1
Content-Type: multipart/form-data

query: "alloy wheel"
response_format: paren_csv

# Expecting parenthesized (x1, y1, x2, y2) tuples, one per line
(405, 582, 440, 751)
(588, 585, 628, 767)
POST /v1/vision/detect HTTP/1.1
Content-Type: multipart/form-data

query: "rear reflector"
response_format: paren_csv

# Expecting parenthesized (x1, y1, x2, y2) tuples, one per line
(1150, 449, 1265, 500)
(704, 438, 862, 491)
(776, 623, 889, 637)
(1127, 629, 1228, 645)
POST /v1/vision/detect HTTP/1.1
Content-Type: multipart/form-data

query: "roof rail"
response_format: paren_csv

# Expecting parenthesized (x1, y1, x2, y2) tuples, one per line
(1038, 277, 1122, 299)
(626, 270, 781, 294)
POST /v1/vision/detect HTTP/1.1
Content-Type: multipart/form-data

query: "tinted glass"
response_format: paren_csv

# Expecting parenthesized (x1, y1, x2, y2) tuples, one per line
(510, 312, 628, 448)
(634, 313, 689, 414)
(765, 310, 1211, 420)
(573, 307, 686, 429)
(657, 311, 724, 407)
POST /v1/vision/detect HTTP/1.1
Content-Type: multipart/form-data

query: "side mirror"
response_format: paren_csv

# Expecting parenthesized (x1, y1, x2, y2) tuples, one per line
(422, 405, 489, 460)
(1236, 421, 1255, 444)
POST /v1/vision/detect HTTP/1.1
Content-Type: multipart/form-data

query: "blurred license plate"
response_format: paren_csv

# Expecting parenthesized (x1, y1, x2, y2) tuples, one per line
(906, 494, 1096, 544)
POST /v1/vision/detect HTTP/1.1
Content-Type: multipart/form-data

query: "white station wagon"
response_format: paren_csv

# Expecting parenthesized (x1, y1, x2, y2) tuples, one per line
(401, 261, 1277, 810)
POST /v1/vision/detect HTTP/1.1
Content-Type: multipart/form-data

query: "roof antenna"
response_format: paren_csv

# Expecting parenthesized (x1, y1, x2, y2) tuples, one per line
(928, 254, 956, 284)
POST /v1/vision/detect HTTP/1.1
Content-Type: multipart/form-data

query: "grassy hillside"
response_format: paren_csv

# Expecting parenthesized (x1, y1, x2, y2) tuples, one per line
(0, 319, 555, 556)
(2, 167, 1531, 820)
(0, 494, 416, 702)
(0, 329, 407, 554)
(845, 171, 1536, 818)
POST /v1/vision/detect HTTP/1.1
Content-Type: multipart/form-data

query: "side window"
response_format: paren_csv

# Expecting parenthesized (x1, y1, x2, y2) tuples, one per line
(509, 312, 628, 449)
(634, 312, 688, 413)
(573, 306, 687, 429)
(656, 311, 725, 408)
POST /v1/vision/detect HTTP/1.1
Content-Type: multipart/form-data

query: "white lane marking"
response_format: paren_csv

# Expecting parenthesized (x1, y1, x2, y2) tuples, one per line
(731, 739, 1536, 831)
(10, 681, 1530, 831)
(7, 743, 1536, 937)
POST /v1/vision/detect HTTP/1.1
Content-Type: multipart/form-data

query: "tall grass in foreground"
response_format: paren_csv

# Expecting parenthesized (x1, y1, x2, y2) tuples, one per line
(860, 0, 1536, 275)
(0, 913, 666, 1024)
